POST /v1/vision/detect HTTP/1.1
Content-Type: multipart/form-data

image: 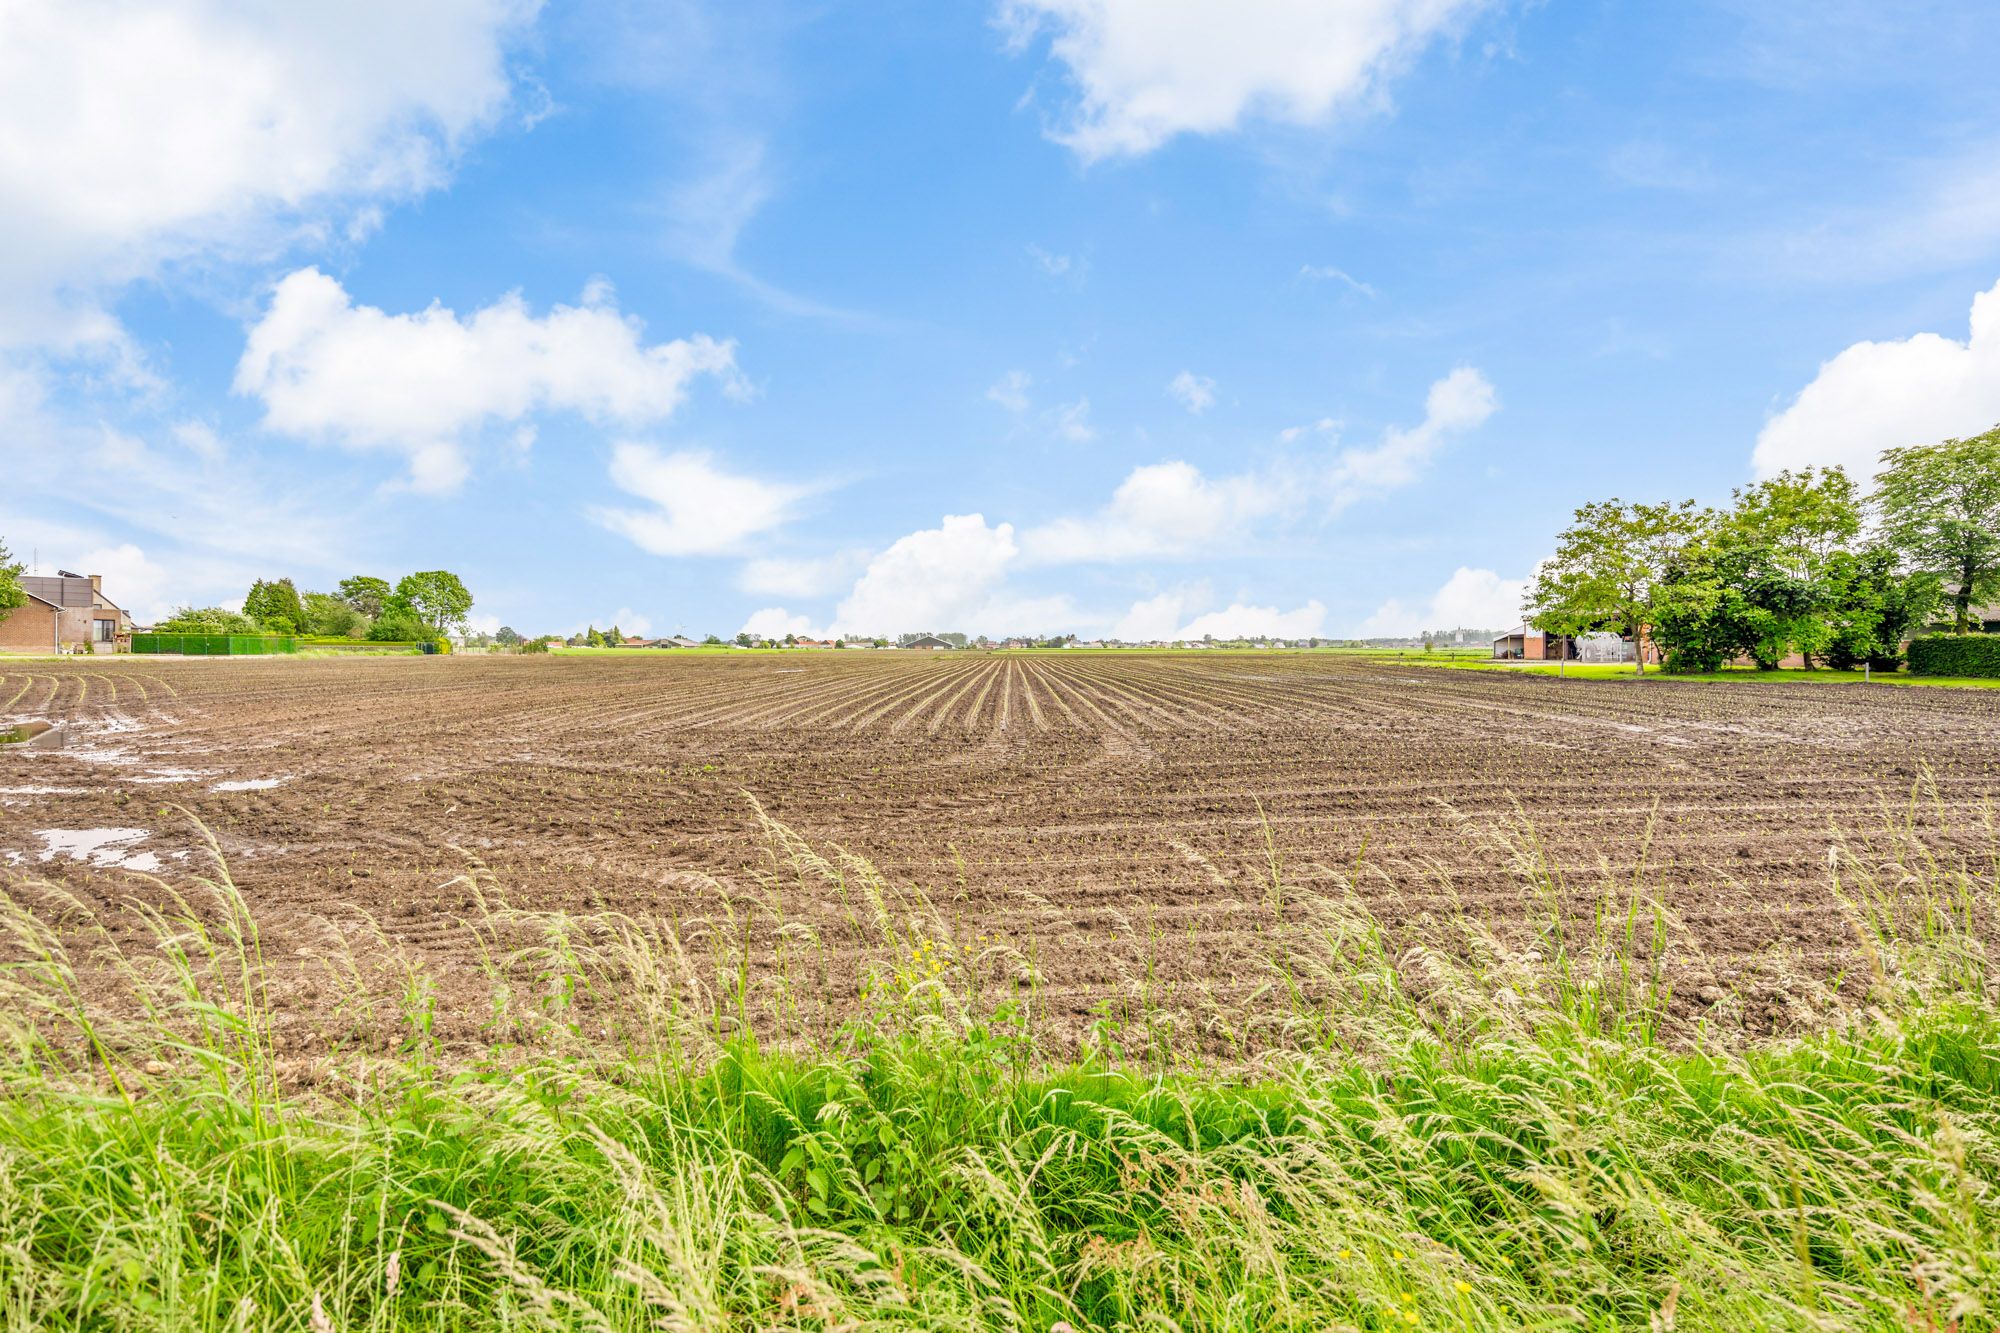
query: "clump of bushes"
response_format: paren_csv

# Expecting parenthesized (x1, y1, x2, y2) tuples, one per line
(1908, 633, 2000, 677)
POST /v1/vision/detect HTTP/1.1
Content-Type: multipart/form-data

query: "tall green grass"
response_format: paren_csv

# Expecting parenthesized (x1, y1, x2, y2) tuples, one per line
(0, 800, 1995, 1330)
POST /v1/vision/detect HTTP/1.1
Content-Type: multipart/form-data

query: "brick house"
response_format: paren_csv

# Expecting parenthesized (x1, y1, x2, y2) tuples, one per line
(0, 571, 131, 654)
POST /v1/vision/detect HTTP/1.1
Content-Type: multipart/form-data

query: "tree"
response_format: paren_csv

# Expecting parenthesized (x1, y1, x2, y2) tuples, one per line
(1722, 467, 1860, 577)
(734, 632, 753, 647)
(337, 576, 394, 619)
(394, 571, 473, 638)
(301, 592, 365, 638)
(1526, 499, 1710, 676)
(587, 626, 607, 648)
(157, 606, 258, 633)
(242, 578, 305, 634)
(1821, 548, 1941, 671)
(0, 538, 24, 617)
(1872, 427, 2000, 633)
(367, 602, 428, 642)
(1650, 542, 1818, 673)
(494, 626, 522, 647)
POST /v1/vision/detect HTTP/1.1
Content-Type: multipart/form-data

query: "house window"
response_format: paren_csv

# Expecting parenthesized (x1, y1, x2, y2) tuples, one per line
(94, 619, 115, 643)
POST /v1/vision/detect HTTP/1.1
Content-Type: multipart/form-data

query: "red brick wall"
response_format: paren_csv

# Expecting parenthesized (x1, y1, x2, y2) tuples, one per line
(0, 601, 59, 652)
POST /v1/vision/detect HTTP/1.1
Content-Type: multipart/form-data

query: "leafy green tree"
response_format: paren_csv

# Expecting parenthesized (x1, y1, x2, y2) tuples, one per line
(337, 576, 394, 619)
(587, 626, 607, 648)
(393, 571, 474, 638)
(1526, 499, 1710, 676)
(366, 601, 428, 642)
(1651, 543, 1818, 672)
(156, 606, 258, 633)
(703, 634, 723, 645)
(242, 578, 305, 634)
(734, 632, 753, 647)
(0, 538, 24, 617)
(494, 626, 522, 647)
(1722, 467, 1861, 577)
(1871, 427, 2000, 633)
(607, 624, 624, 644)
(300, 591, 364, 637)
(1821, 549, 1941, 671)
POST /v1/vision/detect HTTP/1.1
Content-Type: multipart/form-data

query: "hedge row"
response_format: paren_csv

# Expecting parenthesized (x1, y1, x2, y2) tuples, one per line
(1908, 634, 2000, 677)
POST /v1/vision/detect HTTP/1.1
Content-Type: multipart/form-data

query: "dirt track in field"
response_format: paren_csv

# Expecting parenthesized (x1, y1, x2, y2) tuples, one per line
(5, 651, 2000, 1051)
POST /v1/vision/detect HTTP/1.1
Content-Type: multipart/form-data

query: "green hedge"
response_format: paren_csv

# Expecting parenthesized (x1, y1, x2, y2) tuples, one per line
(1908, 634, 2000, 677)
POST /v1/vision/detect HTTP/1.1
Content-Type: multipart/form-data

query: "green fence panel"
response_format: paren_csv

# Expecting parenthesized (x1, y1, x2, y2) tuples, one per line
(130, 632, 300, 655)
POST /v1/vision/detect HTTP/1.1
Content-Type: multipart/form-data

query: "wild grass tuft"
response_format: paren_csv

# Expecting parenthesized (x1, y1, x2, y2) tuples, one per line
(0, 798, 1995, 1329)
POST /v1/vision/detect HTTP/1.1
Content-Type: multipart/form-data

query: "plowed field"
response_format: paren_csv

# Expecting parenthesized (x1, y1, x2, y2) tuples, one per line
(5, 651, 1998, 1051)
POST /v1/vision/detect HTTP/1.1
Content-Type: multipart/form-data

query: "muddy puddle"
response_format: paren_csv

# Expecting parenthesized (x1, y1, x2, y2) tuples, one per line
(1, 721, 65, 749)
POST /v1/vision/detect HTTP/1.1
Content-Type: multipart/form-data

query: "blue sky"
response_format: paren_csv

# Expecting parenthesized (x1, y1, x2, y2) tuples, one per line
(7, 1, 2000, 640)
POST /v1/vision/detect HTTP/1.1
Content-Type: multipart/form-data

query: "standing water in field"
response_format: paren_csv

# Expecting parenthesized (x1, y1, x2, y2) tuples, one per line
(0, 722, 62, 749)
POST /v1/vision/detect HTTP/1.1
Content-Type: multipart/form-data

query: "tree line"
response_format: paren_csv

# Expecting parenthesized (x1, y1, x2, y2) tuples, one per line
(1528, 426, 2000, 674)
(158, 571, 473, 643)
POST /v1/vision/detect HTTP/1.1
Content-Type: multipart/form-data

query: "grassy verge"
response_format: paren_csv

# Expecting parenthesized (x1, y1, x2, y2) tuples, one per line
(1385, 655, 2000, 688)
(0, 808, 1996, 1330)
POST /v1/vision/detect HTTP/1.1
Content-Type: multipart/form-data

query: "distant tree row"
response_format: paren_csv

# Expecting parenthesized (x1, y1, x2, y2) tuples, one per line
(1528, 426, 2000, 673)
(157, 571, 473, 642)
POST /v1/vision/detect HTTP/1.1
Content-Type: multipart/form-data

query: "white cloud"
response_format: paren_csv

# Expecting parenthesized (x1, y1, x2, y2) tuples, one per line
(987, 369, 1034, 412)
(740, 608, 828, 640)
(1326, 365, 1495, 502)
(1021, 366, 1495, 567)
(1110, 589, 1191, 641)
(1298, 265, 1376, 297)
(0, 0, 538, 349)
(1000, 0, 1489, 160)
(1279, 416, 1340, 444)
(1052, 397, 1096, 442)
(1024, 460, 1291, 563)
(1176, 600, 1326, 640)
(1361, 565, 1526, 636)
(1027, 243, 1083, 280)
(1166, 369, 1216, 414)
(607, 608, 654, 637)
(831, 514, 1021, 636)
(593, 444, 809, 557)
(1753, 278, 2000, 479)
(235, 268, 740, 491)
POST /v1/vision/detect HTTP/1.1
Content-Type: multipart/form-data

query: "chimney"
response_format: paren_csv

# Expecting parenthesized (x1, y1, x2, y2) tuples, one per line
(89, 574, 101, 591)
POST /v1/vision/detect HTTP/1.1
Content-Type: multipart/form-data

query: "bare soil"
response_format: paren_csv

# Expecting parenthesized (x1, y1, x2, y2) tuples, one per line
(5, 652, 1998, 1052)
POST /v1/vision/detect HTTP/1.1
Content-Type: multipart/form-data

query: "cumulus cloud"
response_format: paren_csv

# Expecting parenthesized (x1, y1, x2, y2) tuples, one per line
(1026, 366, 1494, 563)
(1000, 0, 1489, 160)
(0, 0, 537, 348)
(235, 269, 741, 491)
(739, 608, 828, 640)
(1024, 460, 1291, 563)
(1106, 586, 1321, 640)
(987, 369, 1033, 412)
(1327, 366, 1496, 501)
(830, 514, 1022, 637)
(592, 444, 809, 558)
(1166, 369, 1216, 414)
(1360, 565, 1527, 636)
(1752, 278, 2000, 479)
(1177, 600, 1326, 640)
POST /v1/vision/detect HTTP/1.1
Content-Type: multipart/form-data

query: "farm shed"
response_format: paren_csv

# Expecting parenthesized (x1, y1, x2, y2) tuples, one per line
(906, 635, 951, 649)
(1495, 626, 1656, 664)
(3, 571, 129, 653)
